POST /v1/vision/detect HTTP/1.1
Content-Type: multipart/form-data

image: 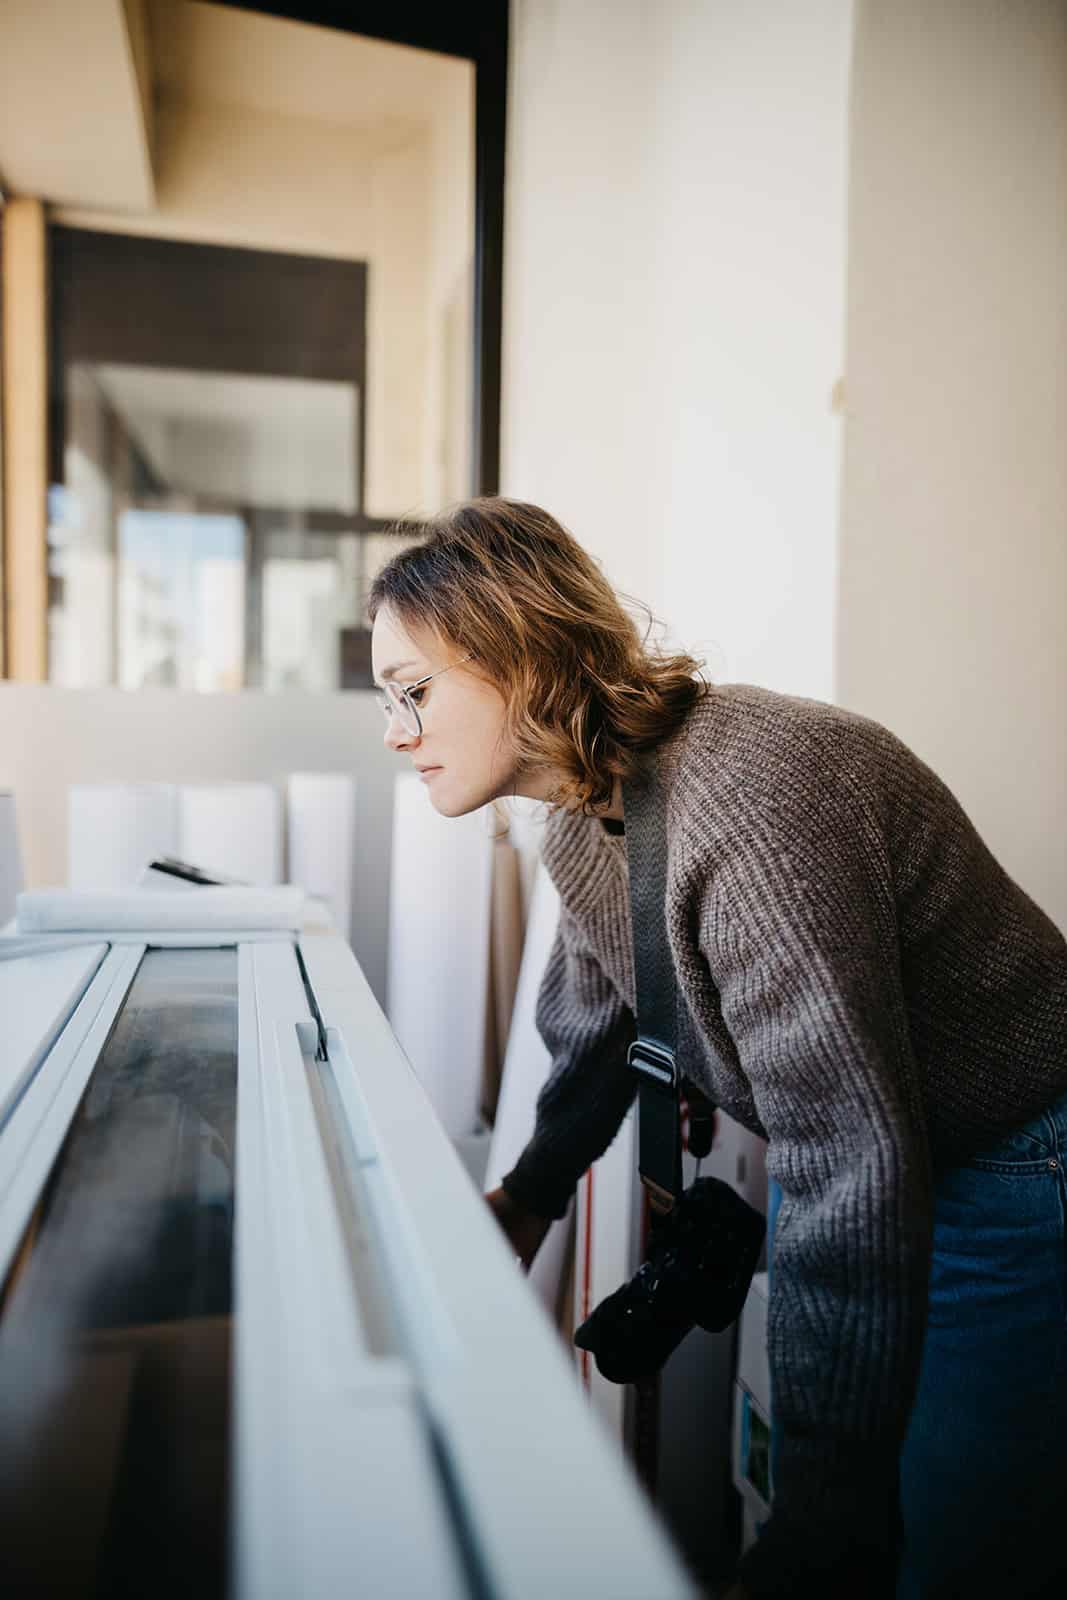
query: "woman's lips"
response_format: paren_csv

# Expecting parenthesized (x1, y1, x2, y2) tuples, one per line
(418, 766, 443, 782)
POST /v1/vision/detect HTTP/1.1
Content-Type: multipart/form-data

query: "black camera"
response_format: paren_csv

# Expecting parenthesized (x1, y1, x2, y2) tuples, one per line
(572, 1176, 766, 1383)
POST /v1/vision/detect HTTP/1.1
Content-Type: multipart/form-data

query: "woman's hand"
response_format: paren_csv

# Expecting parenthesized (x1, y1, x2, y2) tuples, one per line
(484, 1186, 551, 1269)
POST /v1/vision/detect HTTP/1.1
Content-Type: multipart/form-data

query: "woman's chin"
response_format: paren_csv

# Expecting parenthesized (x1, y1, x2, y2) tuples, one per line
(425, 779, 461, 816)
(428, 780, 489, 819)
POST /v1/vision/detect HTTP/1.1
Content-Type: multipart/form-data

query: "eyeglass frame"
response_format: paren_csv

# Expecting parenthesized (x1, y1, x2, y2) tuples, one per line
(376, 654, 474, 738)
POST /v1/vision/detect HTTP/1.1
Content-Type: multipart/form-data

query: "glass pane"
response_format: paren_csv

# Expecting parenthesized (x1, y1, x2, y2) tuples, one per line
(95, 365, 360, 516)
(0, 948, 238, 1598)
(118, 507, 245, 691)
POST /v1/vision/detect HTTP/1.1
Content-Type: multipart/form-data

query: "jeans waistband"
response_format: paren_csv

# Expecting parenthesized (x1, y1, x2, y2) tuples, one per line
(965, 1082, 1067, 1171)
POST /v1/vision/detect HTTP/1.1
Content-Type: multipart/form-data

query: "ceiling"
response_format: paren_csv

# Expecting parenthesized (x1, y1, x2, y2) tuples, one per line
(149, 1, 460, 136)
(0, 0, 471, 211)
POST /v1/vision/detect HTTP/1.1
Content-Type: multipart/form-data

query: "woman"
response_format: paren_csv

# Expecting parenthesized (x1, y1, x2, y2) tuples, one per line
(369, 497, 1067, 1599)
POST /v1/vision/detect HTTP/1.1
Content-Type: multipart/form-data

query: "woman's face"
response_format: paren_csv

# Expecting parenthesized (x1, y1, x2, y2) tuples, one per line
(371, 606, 528, 817)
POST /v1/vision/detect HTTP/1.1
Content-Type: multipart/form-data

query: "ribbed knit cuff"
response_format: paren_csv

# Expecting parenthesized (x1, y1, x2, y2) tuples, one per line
(738, 1521, 896, 1598)
(736, 1465, 900, 1598)
(499, 1147, 576, 1221)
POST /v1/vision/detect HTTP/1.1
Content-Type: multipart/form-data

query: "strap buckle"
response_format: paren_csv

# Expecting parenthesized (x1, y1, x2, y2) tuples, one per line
(640, 1174, 677, 1216)
(627, 1037, 676, 1089)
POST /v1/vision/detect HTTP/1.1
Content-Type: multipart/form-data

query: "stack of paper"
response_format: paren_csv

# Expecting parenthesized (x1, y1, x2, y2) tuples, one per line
(387, 774, 492, 1142)
(176, 783, 281, 886)
(485, 863, 572, 1314)
(286, 773, 356, 937)
(0, 791, 23, 926)
(16, 886, 303, 935)
(68, 783, 178, 890)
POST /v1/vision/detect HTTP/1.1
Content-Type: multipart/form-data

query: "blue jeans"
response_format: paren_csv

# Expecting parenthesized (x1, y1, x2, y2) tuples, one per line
(767, 1088, 1067, 1598)
(897, 1088, 1067, 1597)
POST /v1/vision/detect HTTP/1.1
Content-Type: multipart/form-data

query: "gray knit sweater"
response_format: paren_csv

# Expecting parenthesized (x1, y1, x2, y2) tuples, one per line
(501, 682, 1067, 1594)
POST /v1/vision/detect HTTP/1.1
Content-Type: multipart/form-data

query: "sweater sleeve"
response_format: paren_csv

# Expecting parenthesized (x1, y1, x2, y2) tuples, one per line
(699, 788, 933, 1596)
(500, 905, 638, 1220)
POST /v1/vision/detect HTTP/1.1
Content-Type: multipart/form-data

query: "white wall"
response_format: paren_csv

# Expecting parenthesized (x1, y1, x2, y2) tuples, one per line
(503, 0, 1065, 932)
(502, 0, 853, 698)
(502, 1, 664, 614)
(647, 6, 852, 696)
(501, 14, 853, 1566)
(838, 0, 1067, 931)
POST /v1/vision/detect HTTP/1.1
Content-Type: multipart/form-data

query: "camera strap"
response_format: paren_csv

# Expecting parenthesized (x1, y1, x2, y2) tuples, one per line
(621, 760, 684, 1215)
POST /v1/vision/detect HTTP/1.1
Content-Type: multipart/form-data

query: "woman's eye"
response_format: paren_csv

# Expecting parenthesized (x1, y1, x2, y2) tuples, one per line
(407, 686, 426, 706)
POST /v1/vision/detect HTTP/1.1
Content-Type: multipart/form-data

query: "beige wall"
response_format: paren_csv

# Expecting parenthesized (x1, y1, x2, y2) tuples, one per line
(2, 2, 474, 526)
(424, 64, 475, 509)
(502, 0, 853, 698)
(838, 0, 1067, 931)
(1, 199, 49, 681)
(0, 0, 153, 211)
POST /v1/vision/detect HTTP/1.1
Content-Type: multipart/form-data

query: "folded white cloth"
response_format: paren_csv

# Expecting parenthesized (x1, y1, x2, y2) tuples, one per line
(16, 886, 304, 935)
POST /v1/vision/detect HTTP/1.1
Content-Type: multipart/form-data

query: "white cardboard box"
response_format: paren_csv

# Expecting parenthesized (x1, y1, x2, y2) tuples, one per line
(732, 1385, 773, 1549)
(736, 1269, 770, 1411)
(733, 1271, 773, 1552)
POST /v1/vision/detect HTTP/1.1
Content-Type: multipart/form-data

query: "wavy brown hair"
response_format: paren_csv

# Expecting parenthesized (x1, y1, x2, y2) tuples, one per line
(367, 497, 707, 813)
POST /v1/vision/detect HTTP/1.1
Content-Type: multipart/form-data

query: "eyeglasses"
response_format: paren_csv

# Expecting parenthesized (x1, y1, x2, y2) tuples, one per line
(376, 654, 473, 738)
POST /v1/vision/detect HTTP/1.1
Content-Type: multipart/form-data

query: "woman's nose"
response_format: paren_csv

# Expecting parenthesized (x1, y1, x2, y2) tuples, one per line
(383, 711, 418, 753)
